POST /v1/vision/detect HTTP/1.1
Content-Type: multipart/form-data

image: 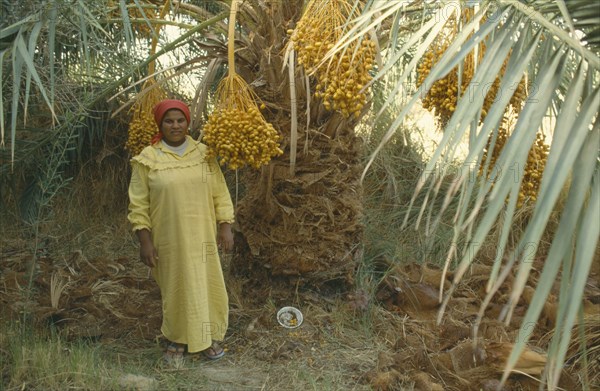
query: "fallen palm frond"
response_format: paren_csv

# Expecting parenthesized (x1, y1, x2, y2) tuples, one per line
(90, 279, 123, 295)
(50, 272, 69, 310)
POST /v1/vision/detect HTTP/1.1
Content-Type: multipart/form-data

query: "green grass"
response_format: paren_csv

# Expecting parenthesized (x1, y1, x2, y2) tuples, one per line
(361, 121, 461, 274)
(0, 320, 180, 391)
(1, 322, 118, 391)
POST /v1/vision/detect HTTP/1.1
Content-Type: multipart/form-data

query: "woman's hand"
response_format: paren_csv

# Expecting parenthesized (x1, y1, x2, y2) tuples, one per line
(140, 241, 158, 267)
(217, 223, 234, 253)
(136, 229, 158, 267)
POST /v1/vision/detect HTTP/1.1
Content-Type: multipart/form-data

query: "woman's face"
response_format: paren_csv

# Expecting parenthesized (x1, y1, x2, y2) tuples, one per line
(160, 109, 189, 147)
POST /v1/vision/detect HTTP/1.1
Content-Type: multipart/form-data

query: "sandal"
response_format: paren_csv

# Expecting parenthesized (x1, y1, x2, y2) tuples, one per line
(202, 341, 225, 360)
(163, 342, 186, 364)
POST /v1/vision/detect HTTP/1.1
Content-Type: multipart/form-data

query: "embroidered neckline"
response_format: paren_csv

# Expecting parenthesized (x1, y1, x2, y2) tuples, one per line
(132, 138, 210, 171)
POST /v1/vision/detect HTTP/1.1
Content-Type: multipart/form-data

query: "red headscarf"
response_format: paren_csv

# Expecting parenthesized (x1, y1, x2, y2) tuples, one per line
(150, 99, 191, 144)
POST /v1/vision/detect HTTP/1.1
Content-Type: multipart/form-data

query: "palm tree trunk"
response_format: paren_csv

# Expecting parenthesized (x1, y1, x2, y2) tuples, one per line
(232, 1, 364, 288)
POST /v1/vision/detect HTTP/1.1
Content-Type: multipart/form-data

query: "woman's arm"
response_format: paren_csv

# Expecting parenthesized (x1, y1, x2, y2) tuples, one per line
(208, 158, 235, 252)
(128, 160, 156, 267)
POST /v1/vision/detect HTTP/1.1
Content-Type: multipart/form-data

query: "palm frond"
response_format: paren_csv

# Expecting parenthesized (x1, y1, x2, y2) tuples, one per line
(330, 0, 599, 388)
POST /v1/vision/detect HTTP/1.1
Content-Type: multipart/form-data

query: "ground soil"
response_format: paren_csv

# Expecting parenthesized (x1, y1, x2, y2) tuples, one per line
(1, 231, 599, 391)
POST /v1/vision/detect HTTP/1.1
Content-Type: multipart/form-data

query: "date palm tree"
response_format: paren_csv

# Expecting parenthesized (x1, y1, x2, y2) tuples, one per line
(1, 0, 598, 389)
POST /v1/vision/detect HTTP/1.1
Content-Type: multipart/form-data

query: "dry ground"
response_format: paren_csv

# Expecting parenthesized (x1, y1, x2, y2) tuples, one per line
(1, 223, 599, 391)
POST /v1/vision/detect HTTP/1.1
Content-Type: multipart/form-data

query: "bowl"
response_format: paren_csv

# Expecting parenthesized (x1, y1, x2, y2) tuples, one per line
(277, 306, 303, 328)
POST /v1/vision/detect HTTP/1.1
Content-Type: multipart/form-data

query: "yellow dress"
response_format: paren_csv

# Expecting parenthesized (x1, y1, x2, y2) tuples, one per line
(127, 136, 234, 353)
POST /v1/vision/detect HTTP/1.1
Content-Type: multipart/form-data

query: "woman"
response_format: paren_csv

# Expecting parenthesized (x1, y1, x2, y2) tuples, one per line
(127, 99, 234, 363)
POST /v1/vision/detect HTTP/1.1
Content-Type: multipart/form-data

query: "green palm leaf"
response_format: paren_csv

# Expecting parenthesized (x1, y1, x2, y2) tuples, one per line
(333, 0, 599, 387)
